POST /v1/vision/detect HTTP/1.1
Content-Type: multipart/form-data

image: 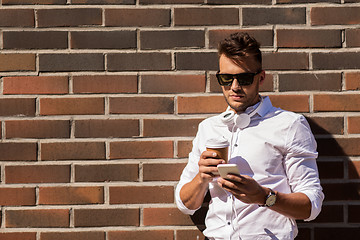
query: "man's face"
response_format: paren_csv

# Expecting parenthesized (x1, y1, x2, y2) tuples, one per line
(219, 54, 265, 113)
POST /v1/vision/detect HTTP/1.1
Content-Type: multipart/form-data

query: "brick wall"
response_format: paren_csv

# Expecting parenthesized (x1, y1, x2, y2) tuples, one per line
(0, 0, 359, 239)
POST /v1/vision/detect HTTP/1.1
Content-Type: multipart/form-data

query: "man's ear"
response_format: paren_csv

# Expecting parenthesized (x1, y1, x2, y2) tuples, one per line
(259, 71, 266, 85)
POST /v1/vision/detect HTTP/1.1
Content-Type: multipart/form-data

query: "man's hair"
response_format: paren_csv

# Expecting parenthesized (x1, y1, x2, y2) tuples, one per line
(218, 32, 262, 70)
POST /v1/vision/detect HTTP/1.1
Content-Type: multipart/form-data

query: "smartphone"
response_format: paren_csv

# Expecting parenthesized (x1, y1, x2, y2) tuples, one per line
(217, 164, 240, 178)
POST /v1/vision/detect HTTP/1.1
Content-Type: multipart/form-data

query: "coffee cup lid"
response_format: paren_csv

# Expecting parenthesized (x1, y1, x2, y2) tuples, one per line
(205, 138, 229, 148)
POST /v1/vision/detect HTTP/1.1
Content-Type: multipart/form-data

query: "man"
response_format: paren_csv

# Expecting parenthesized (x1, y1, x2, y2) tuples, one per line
(175, 32, 324, 239)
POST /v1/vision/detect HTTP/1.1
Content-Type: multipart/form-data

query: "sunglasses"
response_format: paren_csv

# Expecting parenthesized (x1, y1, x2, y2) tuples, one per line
(216, 70, 262, 86)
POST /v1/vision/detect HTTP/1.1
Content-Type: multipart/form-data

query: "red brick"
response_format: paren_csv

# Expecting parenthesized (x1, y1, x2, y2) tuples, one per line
(140, 0, 201, 3)
(311, 7, 360, 25)
(314, 94, 360, 112)
(74, 208, 140, 227)
(178, 140, 192, 158)
(176, 229, 205, 240)
(278, 73, 341, 92)
(72, 0, 134, 3)
(312, 52, 360, 70)
(177, 96, 228, 114)
(312, 205, 343, 223)
(0, 188, 36, 206)
(348, 116, 360, 134)
(39, 186, 104, 205)
(5, 120, 70, 138)
(39, 53, 104, 72)
(141, 30, 204, 50)
(175, 52, 218, 70)
(143, 119, 202, 137)
(37, 8, 102, 27)
(348, 205, 360, 223)
(143, 163, 186, 181)
(107, 53, 171, 71)
(3, 76, 68, 95)
(0, 98, 35, 117)
(0, 9, 34, 27)
(322, 183, 360, 201)
(209, 29, 274, 48)
(105, 9, 170, 27)
(41, 142, 105, 160)
(108, 230, 173, 240)
(110, 141, 173, 159)
(0, 143, 37, 161)
(143, 208, 193, 226)
(349, 160, 360, 179)
(141, 74, 206, 94)
(3, 31, 68, 49)
(277, 29, 341, 48)
(0, 54, 35, 71)
(110, 186, 174, 204)
(345, 72, 360, 90)
(268, 95, 309, 113)
(296, 228, 311, 240)
(315, 227, 360, 240)
(243, 7, 305, 25)
(6, 209, 69, 228)
(317, 161, 344, 179)
(317, 138, 360, 156)
(174, 8, 239, 26)
(41, 232, 105, 240)
(0, 232, 36, 240)
(40, 97, 104, 115)
(3, 0, 66, 3)
(277, 0, 339, 3)
(208, 0, 271, 4)
(75, 164, 139, 182)
(73, 75, 137, 94)
(346, 29, 360, 47)
(306, 116, 344, 135)
(109, 97, 174, 114)
(75, 119, 139, 138)
(263, 52, 308, 70)
(5, 165, 70, 184)
(71, 31, 136, 49)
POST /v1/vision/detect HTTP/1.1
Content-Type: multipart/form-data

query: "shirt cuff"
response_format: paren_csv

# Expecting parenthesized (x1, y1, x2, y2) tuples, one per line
(175, 183, 200, 216)
(301, 189, 324, 221)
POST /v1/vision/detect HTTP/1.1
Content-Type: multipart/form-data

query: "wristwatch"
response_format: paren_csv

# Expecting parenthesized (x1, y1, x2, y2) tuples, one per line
(260, 188, 276, 207)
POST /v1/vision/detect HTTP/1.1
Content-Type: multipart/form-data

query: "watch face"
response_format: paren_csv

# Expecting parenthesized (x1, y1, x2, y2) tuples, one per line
(266, 195, 276, 207)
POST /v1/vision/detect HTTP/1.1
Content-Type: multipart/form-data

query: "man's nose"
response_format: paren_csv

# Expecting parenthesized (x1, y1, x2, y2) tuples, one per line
(231, 78, 242, 91)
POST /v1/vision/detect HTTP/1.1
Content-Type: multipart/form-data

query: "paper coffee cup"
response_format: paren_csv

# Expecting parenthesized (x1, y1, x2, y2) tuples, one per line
(205, 138, 229, 163)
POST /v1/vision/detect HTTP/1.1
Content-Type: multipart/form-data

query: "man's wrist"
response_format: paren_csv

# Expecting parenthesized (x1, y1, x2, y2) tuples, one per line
(259, 187, 276, 207)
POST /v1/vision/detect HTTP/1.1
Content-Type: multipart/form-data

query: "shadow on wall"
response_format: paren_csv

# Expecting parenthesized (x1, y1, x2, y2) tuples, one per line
(188, 119, 360, 240)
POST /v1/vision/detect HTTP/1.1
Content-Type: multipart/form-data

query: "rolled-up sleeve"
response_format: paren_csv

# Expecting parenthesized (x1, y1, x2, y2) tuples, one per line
(283, 115, 325, 221)
(175, 124, 208, 215)
(175, 151, 202, 215)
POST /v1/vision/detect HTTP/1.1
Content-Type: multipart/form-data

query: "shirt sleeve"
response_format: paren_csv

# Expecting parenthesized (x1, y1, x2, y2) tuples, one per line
(283, 115, 325, 221)
(175, 127, 207, 215)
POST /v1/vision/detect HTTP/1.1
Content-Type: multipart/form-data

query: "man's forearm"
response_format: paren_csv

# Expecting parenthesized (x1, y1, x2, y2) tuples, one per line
(179, 173, 209, 210)
(268, 190, 311, 220)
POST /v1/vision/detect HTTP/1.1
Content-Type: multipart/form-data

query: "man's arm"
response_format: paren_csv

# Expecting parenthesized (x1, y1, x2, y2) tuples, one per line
(217, 174, 311, 220)
(179, 151, 225, 210)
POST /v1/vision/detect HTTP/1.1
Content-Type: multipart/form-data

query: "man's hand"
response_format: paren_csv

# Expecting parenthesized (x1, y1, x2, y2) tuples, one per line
(198, 151, 225, 184)
(217, 174, 268, 205)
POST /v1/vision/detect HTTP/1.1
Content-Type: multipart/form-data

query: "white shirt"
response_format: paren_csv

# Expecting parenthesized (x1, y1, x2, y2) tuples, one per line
(175, 96, 324, 240)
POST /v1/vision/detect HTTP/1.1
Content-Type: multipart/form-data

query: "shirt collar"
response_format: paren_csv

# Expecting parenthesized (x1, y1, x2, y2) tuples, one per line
(225, 95, 272, 117)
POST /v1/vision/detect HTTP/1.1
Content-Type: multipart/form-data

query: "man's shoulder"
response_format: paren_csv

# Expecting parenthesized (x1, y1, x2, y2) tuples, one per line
(268, 107, 308, 128)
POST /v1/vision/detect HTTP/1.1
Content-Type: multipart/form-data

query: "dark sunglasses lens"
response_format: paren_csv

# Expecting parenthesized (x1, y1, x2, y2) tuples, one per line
(236, 74, 254, 85)
(217, 74, 234, 86)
